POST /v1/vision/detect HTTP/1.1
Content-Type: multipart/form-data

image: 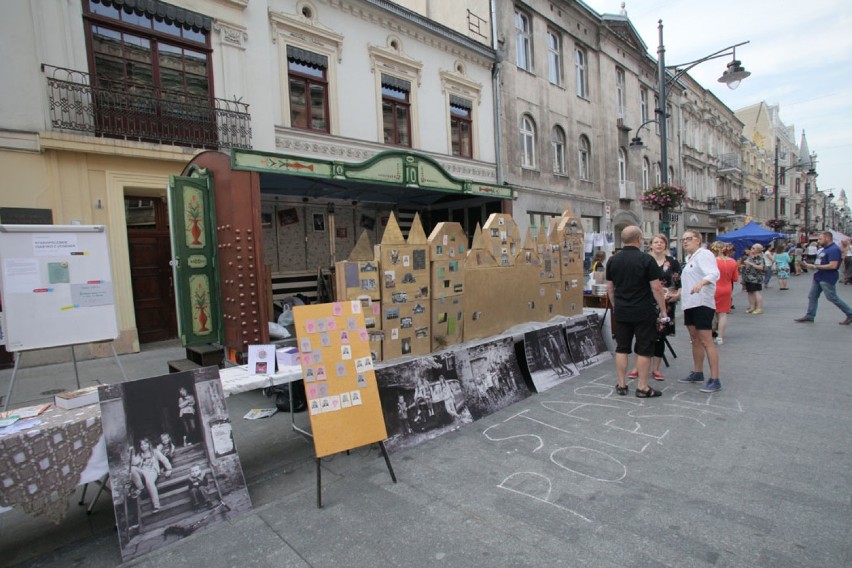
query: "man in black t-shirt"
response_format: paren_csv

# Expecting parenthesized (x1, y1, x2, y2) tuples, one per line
(606, 226, 668, 398)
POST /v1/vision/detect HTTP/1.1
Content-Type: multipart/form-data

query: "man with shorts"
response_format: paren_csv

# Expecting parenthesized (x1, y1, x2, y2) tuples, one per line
(678, 231, 723, 392)
(606, 226, 668, 398)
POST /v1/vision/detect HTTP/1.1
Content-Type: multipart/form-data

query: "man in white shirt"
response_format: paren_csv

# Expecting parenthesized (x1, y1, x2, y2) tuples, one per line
(678, 230, 722, 392)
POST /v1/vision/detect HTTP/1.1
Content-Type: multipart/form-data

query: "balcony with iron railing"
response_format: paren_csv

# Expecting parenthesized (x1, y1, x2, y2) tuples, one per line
(43, 64, 252, 150)
(718, 152, 742, 174)
(708, 196, 747, 216)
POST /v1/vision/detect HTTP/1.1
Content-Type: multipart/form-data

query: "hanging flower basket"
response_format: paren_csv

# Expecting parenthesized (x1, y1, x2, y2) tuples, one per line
(765, 218, 787, 231)
(641, 183, 686, 211)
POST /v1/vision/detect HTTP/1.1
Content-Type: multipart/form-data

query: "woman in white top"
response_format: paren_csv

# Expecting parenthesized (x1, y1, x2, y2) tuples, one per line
(678, 231, 722, 393)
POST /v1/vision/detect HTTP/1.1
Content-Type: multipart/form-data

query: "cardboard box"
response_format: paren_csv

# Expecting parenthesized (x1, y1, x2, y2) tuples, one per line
(276, 346, 300, 368)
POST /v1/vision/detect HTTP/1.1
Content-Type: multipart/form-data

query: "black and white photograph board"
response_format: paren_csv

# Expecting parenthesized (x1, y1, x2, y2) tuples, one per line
(98, 367, 251, 562)
(563, 315, 612, 369)
(376, 350, 472, 453)
(452, 336, 531, 420)
(522, 326, 579, 393)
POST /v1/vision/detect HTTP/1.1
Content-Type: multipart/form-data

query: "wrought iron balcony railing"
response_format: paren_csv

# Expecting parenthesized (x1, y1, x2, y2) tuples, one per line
(708, 196, 747, 216)
(43, 64, 251, 150)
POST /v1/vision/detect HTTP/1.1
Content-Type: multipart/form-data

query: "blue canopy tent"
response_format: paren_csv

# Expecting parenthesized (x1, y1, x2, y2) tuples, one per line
(717, 221, 787, 258)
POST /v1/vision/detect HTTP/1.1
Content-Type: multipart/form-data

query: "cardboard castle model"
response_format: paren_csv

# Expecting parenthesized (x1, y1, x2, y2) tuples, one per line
(335, 209, 584, 361)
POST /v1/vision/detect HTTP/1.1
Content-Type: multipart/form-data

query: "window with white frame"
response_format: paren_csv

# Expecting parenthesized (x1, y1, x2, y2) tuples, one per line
(520, 114, 536, 168)
(515, 9, 532, 71)
(615, 67, 625, 116)
(654, 162, 661, 185)
(574, 47, 587, 97)
(618, 147, 626, 185)
(551, 126, 566, 174)
(642, 157, 650, 190)
(640, 87, 649, 124)
(578, 134, 590, 180)
(547, 30, 561, 85)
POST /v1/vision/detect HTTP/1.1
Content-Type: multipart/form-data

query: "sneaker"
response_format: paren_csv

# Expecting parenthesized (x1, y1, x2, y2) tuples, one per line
(745, 308, 754, 313)
(794, 317, 814, 323)
(840, 316, 852, 326)
(652, 371, 665, 381)
(699, 379, 722, 393)
(678, 371, 704, 383)
(751, 309, 763, 315)
(627, 371, 638, 379)
(714, 337, 724, 345)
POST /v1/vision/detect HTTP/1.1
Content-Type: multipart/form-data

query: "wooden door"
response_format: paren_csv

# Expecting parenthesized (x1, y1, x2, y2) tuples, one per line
(126, 197, 177, 343)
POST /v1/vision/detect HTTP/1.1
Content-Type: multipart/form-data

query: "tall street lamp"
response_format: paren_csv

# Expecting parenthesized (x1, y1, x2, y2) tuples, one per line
(631, 20, 750, 240)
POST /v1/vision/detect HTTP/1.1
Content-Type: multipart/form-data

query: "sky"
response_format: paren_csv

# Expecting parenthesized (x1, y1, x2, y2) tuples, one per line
(583, 0, 852, 205)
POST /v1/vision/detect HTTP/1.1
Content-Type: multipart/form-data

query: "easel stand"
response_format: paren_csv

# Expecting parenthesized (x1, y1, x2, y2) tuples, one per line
(316, 441, 397, 508)
(3, 341, 128, 411)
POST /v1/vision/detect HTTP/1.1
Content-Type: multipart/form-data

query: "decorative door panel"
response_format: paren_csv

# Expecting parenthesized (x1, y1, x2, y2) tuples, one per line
(169, 170, 222, 346)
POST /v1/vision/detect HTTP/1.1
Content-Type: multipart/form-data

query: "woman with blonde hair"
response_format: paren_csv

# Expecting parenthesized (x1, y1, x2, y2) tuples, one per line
(628, 233, 681, 381)
(711, 241, 738, 344)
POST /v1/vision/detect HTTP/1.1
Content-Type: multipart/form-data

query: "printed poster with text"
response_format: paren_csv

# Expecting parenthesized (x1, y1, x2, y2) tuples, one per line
(293, 301, 388, 458)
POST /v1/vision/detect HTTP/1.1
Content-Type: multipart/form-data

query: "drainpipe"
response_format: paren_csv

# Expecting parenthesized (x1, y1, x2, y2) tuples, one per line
(491, 0, 503, 186)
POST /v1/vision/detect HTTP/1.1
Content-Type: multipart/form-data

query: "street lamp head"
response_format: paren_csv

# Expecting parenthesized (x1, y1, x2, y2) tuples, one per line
(629, 136, 645, 150)
(718, 59, 750, 90)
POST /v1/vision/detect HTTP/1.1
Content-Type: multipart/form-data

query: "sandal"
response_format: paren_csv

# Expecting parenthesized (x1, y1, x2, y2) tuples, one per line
(635, 386, 662, 398)
(627, 371, 638, 379)
(615, 384, 629, 396)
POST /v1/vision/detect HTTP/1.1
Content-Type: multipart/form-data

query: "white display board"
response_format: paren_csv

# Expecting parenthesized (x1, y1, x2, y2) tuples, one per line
(0, 225, 118, 351)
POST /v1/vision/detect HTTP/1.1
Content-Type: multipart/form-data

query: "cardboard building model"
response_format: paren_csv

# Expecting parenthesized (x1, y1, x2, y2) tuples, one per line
(427, 222, 466, 350)
(334, 209, 584, 361)
(378, 213, 431, 360)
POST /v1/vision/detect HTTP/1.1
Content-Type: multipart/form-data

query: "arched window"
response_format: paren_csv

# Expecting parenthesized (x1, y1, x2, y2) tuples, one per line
(551, 126, 566, 174)
(654, 162, 662, 186)
(520, 115, 536, 168)
(642, 157, 650, 190)
(618, 147, 627, 184)
(578, 135, 590, 180)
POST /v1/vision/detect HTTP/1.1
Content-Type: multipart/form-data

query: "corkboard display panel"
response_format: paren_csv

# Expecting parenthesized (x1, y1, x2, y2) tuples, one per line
(293, 302, 388, 458)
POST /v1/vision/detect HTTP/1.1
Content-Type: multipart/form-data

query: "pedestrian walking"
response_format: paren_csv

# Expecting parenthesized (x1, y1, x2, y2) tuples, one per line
(742, 244, 766, 314)
(606, 226, 669, 398)
(711, 242, 738, 345)
(763, 246, 775, 288)
(794, 232, 852, 325)
(774, 244, 791, 290)
(678, 230, 722, 393)
(841, 238, 852, 284)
